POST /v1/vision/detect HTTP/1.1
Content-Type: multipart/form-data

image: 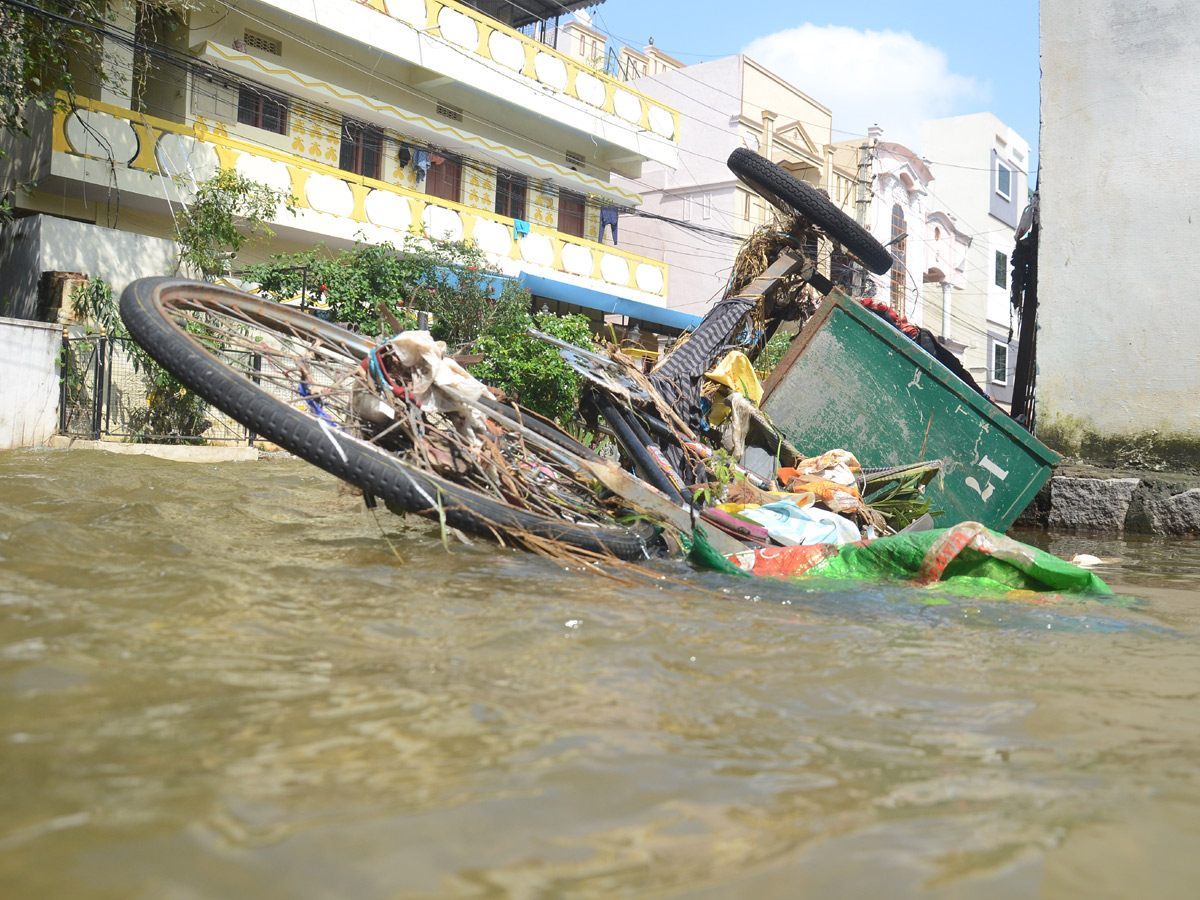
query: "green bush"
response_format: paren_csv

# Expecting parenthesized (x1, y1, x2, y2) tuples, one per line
(175, 169, 294, 278)
(242, 235, 528, 342)
(245, 233, 600, 423)
(472, 311, 595, 424)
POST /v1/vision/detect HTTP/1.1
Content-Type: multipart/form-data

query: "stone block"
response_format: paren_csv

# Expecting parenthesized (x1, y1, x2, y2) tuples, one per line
(1146, 488, 1200, 536)
(1047, 476, 1140, 532)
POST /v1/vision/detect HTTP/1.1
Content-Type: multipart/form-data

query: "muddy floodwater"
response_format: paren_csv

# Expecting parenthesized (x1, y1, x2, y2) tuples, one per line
(2, 449, 1200, 898)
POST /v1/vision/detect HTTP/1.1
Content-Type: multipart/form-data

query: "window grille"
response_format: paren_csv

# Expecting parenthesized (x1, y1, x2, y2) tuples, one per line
(243, 31, 281, 56)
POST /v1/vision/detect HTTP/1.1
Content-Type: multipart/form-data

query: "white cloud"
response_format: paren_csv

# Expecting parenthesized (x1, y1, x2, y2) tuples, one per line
(742, 25, 986, 149)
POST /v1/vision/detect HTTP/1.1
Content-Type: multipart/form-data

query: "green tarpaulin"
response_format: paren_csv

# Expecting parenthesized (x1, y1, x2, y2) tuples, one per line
(690, 521, 1112, 597)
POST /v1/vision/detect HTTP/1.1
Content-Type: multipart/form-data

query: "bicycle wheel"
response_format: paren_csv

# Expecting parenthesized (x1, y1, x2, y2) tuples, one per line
(119, 277, 656, 559)
(728, 148, 893, 275)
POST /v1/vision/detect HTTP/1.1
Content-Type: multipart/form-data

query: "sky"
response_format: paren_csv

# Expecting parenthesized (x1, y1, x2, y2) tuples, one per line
(584, 0, 1040, 175)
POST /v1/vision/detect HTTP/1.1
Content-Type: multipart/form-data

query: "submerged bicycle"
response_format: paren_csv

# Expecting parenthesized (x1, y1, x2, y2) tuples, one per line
(119, 150, 904, 562)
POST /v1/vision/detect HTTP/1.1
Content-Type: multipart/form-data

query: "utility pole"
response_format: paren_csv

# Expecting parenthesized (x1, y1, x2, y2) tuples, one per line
(853, 137, 875, 297)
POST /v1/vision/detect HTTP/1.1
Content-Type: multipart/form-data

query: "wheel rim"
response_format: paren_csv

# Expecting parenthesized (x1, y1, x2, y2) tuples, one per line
(148, 284, 623, 530)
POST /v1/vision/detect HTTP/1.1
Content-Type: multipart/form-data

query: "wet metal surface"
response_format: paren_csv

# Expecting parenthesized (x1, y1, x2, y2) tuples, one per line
(2, 450, 1199, 898)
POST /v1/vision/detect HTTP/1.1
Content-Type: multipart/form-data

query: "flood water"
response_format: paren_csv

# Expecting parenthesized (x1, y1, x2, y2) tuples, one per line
(2, 449, 1199, 899)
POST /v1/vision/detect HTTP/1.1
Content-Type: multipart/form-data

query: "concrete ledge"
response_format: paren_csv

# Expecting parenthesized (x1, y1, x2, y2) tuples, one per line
(46, 435, 259, 463)
(1016, 465, 1200, 536)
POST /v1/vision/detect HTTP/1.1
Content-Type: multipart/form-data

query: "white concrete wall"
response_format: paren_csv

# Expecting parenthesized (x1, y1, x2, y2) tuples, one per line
(1039, 0, 1200, 458)
(0, 317, 60, 448)
(0, 216, 179, 320)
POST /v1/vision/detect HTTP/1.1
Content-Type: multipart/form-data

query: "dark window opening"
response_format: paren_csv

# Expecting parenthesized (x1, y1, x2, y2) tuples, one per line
(559, 191, 585, 237)
(339, 119, 384, 180)
(890, 203, 907, 311)
(425, 155, 462, 204)
(996, 161, 1012, 199)
(237, 85, 288, 135)
(494, 171, 528, 220)
(995, 250, 1008, 288)
(830, 252, 855, 290)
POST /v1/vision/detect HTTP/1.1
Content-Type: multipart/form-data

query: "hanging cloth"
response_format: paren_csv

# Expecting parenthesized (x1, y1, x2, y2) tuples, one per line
(414, 150, 430, 184)
(397, 146, 412, 168)
(599, 206, 618, 244)
(513, 219, 531, 239)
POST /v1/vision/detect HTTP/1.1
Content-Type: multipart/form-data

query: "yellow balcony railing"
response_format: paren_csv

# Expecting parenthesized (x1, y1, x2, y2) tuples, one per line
(51, 96, 668, 298)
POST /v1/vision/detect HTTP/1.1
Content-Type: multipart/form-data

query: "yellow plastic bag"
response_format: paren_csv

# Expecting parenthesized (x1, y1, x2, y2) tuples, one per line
(705, 351, 763, 406)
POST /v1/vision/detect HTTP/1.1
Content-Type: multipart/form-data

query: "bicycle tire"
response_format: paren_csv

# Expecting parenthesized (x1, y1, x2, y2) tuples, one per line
(119, 277, 655, 559)
(727, 148, 894, 275)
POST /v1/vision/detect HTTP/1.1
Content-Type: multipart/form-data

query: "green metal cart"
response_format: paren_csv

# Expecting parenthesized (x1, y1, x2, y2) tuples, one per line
(761, 293, 1058, 532)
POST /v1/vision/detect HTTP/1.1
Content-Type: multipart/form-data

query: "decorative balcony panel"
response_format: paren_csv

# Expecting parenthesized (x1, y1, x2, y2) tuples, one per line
(50, 98, 667, 300)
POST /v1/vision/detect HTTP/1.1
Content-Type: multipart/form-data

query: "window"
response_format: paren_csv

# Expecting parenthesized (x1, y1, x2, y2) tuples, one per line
(890, 203, 907, 311)
(992, 341, 1009, 385)
(494, 171, 527, 220)
(996, 160, 1012, 200)
(237, 85, 288, 134)
(425, 155, 462, 204)
(558, 191, 585, 237)
(995, 250, 1008, 288)
(339, 119, 383, 180)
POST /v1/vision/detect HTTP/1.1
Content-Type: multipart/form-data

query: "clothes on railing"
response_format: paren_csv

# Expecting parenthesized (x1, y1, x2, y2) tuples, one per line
(599, 206, 618, 245)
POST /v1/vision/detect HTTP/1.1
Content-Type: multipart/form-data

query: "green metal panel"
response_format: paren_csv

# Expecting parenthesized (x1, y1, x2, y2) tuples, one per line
(761, 294, 1058, 532)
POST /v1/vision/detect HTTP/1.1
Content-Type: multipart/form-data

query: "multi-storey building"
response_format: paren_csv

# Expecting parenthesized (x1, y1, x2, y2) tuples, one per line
(831, 128, 972, 356)
(548, 10, 608, 72)
(612, 55, 850, 315)
(615, 43, 685, 82)
(921, 113, 1030, 405)
(549, 13, 682, 85)
(0, 0, 698, 333)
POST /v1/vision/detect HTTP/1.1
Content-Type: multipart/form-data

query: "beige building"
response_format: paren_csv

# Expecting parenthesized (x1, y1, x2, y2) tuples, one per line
(614, 55, 849, 314)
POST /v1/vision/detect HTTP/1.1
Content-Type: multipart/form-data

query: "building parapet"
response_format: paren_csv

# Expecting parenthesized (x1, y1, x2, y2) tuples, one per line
(50, 96, 668, 300)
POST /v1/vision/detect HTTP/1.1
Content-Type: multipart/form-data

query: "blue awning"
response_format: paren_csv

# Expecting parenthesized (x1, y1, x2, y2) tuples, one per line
(518, 273, 701, 333)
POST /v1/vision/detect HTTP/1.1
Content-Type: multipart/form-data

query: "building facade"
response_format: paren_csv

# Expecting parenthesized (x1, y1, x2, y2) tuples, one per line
(0, 0, 694, 331)
(1037, 0, 1200, 468)
(611, 55, 848, 315)
(831, 129, 971, 356)
(921, 113, 1030, 405)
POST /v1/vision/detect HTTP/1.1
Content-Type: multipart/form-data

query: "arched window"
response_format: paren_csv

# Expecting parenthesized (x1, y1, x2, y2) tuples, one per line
(890, 204, 907, 311)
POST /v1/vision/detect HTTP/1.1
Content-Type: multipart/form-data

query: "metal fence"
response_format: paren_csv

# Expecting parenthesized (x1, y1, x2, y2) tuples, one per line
(59, 333, 256, 445)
